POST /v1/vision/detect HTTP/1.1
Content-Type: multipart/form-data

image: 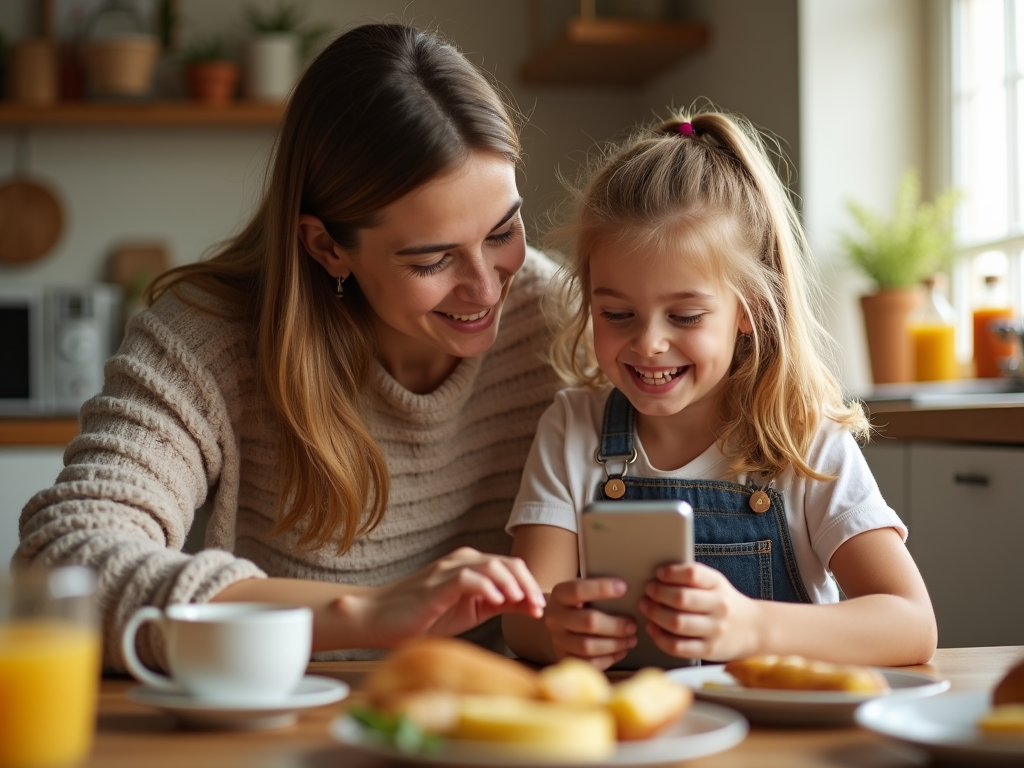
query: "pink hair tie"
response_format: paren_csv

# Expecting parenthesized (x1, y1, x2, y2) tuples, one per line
(679, 122, 694, 136)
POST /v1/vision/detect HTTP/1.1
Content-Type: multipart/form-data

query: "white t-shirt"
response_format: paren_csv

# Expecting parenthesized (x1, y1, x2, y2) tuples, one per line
(507, 386, 907, 604)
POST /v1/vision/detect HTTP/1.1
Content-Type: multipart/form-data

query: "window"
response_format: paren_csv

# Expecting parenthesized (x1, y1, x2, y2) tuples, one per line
(951, 0, 1024, 361)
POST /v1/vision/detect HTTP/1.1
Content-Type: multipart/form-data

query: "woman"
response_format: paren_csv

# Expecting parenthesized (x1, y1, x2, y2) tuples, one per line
(16, 23, 561, 669)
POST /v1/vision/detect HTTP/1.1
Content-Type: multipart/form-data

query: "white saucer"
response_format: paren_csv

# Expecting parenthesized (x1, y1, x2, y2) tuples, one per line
(128, 674, 349, 730)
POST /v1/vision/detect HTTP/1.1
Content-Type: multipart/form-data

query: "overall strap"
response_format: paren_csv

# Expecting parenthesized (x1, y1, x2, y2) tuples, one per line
(598, 388, 635, 460)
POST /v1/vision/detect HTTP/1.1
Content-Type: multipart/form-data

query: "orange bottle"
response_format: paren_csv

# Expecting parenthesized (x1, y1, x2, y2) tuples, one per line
(972, 275, 1014, 378)
(910, 276, 958, 381)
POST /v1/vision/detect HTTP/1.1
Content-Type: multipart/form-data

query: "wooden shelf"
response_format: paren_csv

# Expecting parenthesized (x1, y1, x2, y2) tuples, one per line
(0, 418, 79, 446)
(520, 17, 709, 87)
(0, 101, 285, 127)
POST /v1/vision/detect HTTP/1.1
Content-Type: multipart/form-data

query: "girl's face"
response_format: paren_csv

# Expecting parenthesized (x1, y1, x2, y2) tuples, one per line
(345, 151, 525, 381)
(589, 238, 752, 420)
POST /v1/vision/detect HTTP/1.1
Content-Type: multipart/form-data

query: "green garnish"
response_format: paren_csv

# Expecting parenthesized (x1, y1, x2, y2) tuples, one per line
(347, 705, 444, 755)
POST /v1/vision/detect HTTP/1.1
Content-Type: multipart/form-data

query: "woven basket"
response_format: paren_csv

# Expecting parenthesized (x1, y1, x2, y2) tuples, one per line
(81, 36, 158, 96)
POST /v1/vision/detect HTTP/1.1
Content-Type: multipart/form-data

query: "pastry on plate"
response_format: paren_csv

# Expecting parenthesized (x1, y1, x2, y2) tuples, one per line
(724, 654, 889, 693)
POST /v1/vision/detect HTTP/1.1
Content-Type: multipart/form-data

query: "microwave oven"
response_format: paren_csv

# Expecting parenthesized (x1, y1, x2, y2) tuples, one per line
(0, 285, 123, 416)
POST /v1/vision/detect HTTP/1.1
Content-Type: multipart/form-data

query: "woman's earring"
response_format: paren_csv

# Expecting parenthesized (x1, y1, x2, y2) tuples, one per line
(335, 275, 346, 299)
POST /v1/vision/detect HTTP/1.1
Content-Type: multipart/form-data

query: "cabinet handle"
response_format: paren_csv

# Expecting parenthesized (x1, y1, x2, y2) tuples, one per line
(953, 473, 989, 486)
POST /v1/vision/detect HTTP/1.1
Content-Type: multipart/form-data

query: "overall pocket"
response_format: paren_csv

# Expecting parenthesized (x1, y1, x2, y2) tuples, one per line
(695, 540, 773, 600)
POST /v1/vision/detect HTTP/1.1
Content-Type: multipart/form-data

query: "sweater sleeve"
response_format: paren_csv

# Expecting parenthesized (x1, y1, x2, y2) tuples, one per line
(15, 295, 266, 672)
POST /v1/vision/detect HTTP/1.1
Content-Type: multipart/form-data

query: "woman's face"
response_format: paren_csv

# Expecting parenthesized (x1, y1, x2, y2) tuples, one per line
(344, 151, 525, 386)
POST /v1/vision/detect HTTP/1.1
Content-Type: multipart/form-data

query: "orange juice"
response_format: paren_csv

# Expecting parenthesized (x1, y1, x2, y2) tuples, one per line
(911, 323, 958, 381)
(972, 306, 1014, 378)
(0, 621, 100, 767)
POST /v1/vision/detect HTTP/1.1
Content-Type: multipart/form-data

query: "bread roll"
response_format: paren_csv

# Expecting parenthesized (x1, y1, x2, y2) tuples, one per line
(452, 695, 616, 761)
(724, 655, 888, 693)
(607, 668, 693, 741)
(365, 637, 540, 706)
(538, 658, 611, 706)
(993, 658, 1024, 706)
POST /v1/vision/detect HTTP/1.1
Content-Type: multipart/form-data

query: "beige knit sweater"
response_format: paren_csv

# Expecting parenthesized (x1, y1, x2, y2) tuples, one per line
(16, 248, 562, 670)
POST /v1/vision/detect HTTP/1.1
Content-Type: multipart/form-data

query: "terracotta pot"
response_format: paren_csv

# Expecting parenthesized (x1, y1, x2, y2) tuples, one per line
(186, 62, 239, 106)
(860, 287, 923, 384)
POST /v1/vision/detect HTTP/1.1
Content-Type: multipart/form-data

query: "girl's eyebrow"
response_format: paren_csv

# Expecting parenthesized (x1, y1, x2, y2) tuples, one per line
(394, 198, 524, 256)
(592, 287, 715, 301)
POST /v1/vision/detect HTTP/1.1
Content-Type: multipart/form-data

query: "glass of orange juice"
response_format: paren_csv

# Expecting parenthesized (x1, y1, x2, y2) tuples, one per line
(0, 566, 100, 768)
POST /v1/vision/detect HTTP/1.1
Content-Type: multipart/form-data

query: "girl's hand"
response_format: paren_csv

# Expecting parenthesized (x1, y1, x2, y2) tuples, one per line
(544, 577, 638, 670)
(640, 562, 763, 661)
(346, 547, 547, 648)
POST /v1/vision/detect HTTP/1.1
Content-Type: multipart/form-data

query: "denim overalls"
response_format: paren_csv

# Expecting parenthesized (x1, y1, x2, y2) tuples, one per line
(595, 388, 811, 604)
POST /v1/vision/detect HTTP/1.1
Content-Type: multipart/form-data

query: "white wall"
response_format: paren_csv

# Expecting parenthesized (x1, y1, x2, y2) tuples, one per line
(799, 0, 927, 392)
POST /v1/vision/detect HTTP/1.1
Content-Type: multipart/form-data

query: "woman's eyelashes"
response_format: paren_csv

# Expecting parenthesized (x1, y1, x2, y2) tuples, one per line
(409, 254, 452, 276)
(486, 218, 521, 246)
(407, 220, 521, 277)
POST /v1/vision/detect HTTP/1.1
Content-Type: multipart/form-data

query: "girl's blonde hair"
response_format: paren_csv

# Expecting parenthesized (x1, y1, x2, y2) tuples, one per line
(147, 24, 521, 553)
(548, 107, 867, 481)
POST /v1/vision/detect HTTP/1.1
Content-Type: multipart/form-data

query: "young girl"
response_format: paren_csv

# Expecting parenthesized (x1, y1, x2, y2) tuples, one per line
(502, 110, 937, 670)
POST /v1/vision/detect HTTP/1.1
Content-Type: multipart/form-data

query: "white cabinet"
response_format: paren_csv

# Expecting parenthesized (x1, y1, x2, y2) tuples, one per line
(863, 440, 1024, 648)
(0, 447, 66, 576)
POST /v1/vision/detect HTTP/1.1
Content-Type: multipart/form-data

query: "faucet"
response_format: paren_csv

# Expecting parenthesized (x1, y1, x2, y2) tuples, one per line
(989, 319, 1024, 389)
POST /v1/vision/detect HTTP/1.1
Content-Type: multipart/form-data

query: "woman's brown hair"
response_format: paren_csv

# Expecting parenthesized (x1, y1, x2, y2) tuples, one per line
(148, 23, 521, 552)
(547, 108, 867, 481)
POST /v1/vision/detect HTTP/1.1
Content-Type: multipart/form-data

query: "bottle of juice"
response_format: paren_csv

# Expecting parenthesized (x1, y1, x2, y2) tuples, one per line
(972, 274, 1014, 378)
(910, 276, 958, 381)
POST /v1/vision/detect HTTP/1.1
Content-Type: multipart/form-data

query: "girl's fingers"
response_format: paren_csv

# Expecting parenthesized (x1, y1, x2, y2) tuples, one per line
(641, 600, 716, 638)
(646, 623, 710, 659)
(644, 582, 719, 614)
(656, 561, 720, 587)
(551, 577, 626, 607)
(548, 604, 636, 639)
(552, 630, 637, 659)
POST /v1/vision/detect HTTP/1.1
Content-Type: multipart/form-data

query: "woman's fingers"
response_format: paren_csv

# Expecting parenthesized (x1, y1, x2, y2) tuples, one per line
(434, 549, 546, 617)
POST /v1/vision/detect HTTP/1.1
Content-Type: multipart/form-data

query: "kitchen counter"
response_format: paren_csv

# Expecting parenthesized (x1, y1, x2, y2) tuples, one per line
(865, 399, 1024, 444)
(0, 418, 79, 446)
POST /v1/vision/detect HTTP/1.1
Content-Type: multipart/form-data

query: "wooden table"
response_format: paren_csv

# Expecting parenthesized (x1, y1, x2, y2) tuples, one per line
(83, 646, 1024, 767)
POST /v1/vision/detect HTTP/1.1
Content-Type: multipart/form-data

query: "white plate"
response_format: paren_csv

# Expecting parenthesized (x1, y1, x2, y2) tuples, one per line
(128, 674, 349, 730)
(329, 701, 747, 767)
(667, 664, 949, 726)
(857, 691, 1024, 766)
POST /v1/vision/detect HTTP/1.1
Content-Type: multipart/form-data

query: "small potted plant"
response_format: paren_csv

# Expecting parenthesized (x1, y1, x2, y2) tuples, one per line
(243, 1, 330, 102)
(182, 37, 239, 106)
(841, 169, 959, 384)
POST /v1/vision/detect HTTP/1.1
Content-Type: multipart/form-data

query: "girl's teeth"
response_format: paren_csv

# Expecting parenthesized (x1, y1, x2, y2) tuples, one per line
(444, 308, 490, 322)
(632, 366, 682, 385)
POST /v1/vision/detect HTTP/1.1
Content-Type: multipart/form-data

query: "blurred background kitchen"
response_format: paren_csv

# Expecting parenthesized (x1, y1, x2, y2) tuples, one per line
(5, 0, 1024, 649)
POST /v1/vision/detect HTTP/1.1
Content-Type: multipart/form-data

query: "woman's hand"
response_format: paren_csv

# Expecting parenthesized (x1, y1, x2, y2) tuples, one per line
(640, 562, 763, 661)
(345, 547, 547, 648)
(543, 577, 638, 670)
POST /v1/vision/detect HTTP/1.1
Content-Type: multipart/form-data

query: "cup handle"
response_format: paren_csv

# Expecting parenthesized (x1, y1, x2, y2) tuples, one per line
(121, 606, 179, 691)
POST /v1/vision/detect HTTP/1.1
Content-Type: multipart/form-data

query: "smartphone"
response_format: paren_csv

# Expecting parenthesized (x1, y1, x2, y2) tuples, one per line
(578, 500, 697, 670)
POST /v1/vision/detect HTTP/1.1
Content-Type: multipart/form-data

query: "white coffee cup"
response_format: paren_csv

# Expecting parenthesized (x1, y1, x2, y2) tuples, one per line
(121, 603, 313, 704)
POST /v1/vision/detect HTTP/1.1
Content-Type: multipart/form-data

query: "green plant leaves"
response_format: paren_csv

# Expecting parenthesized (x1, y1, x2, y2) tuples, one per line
(841, 169, 959, 290)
